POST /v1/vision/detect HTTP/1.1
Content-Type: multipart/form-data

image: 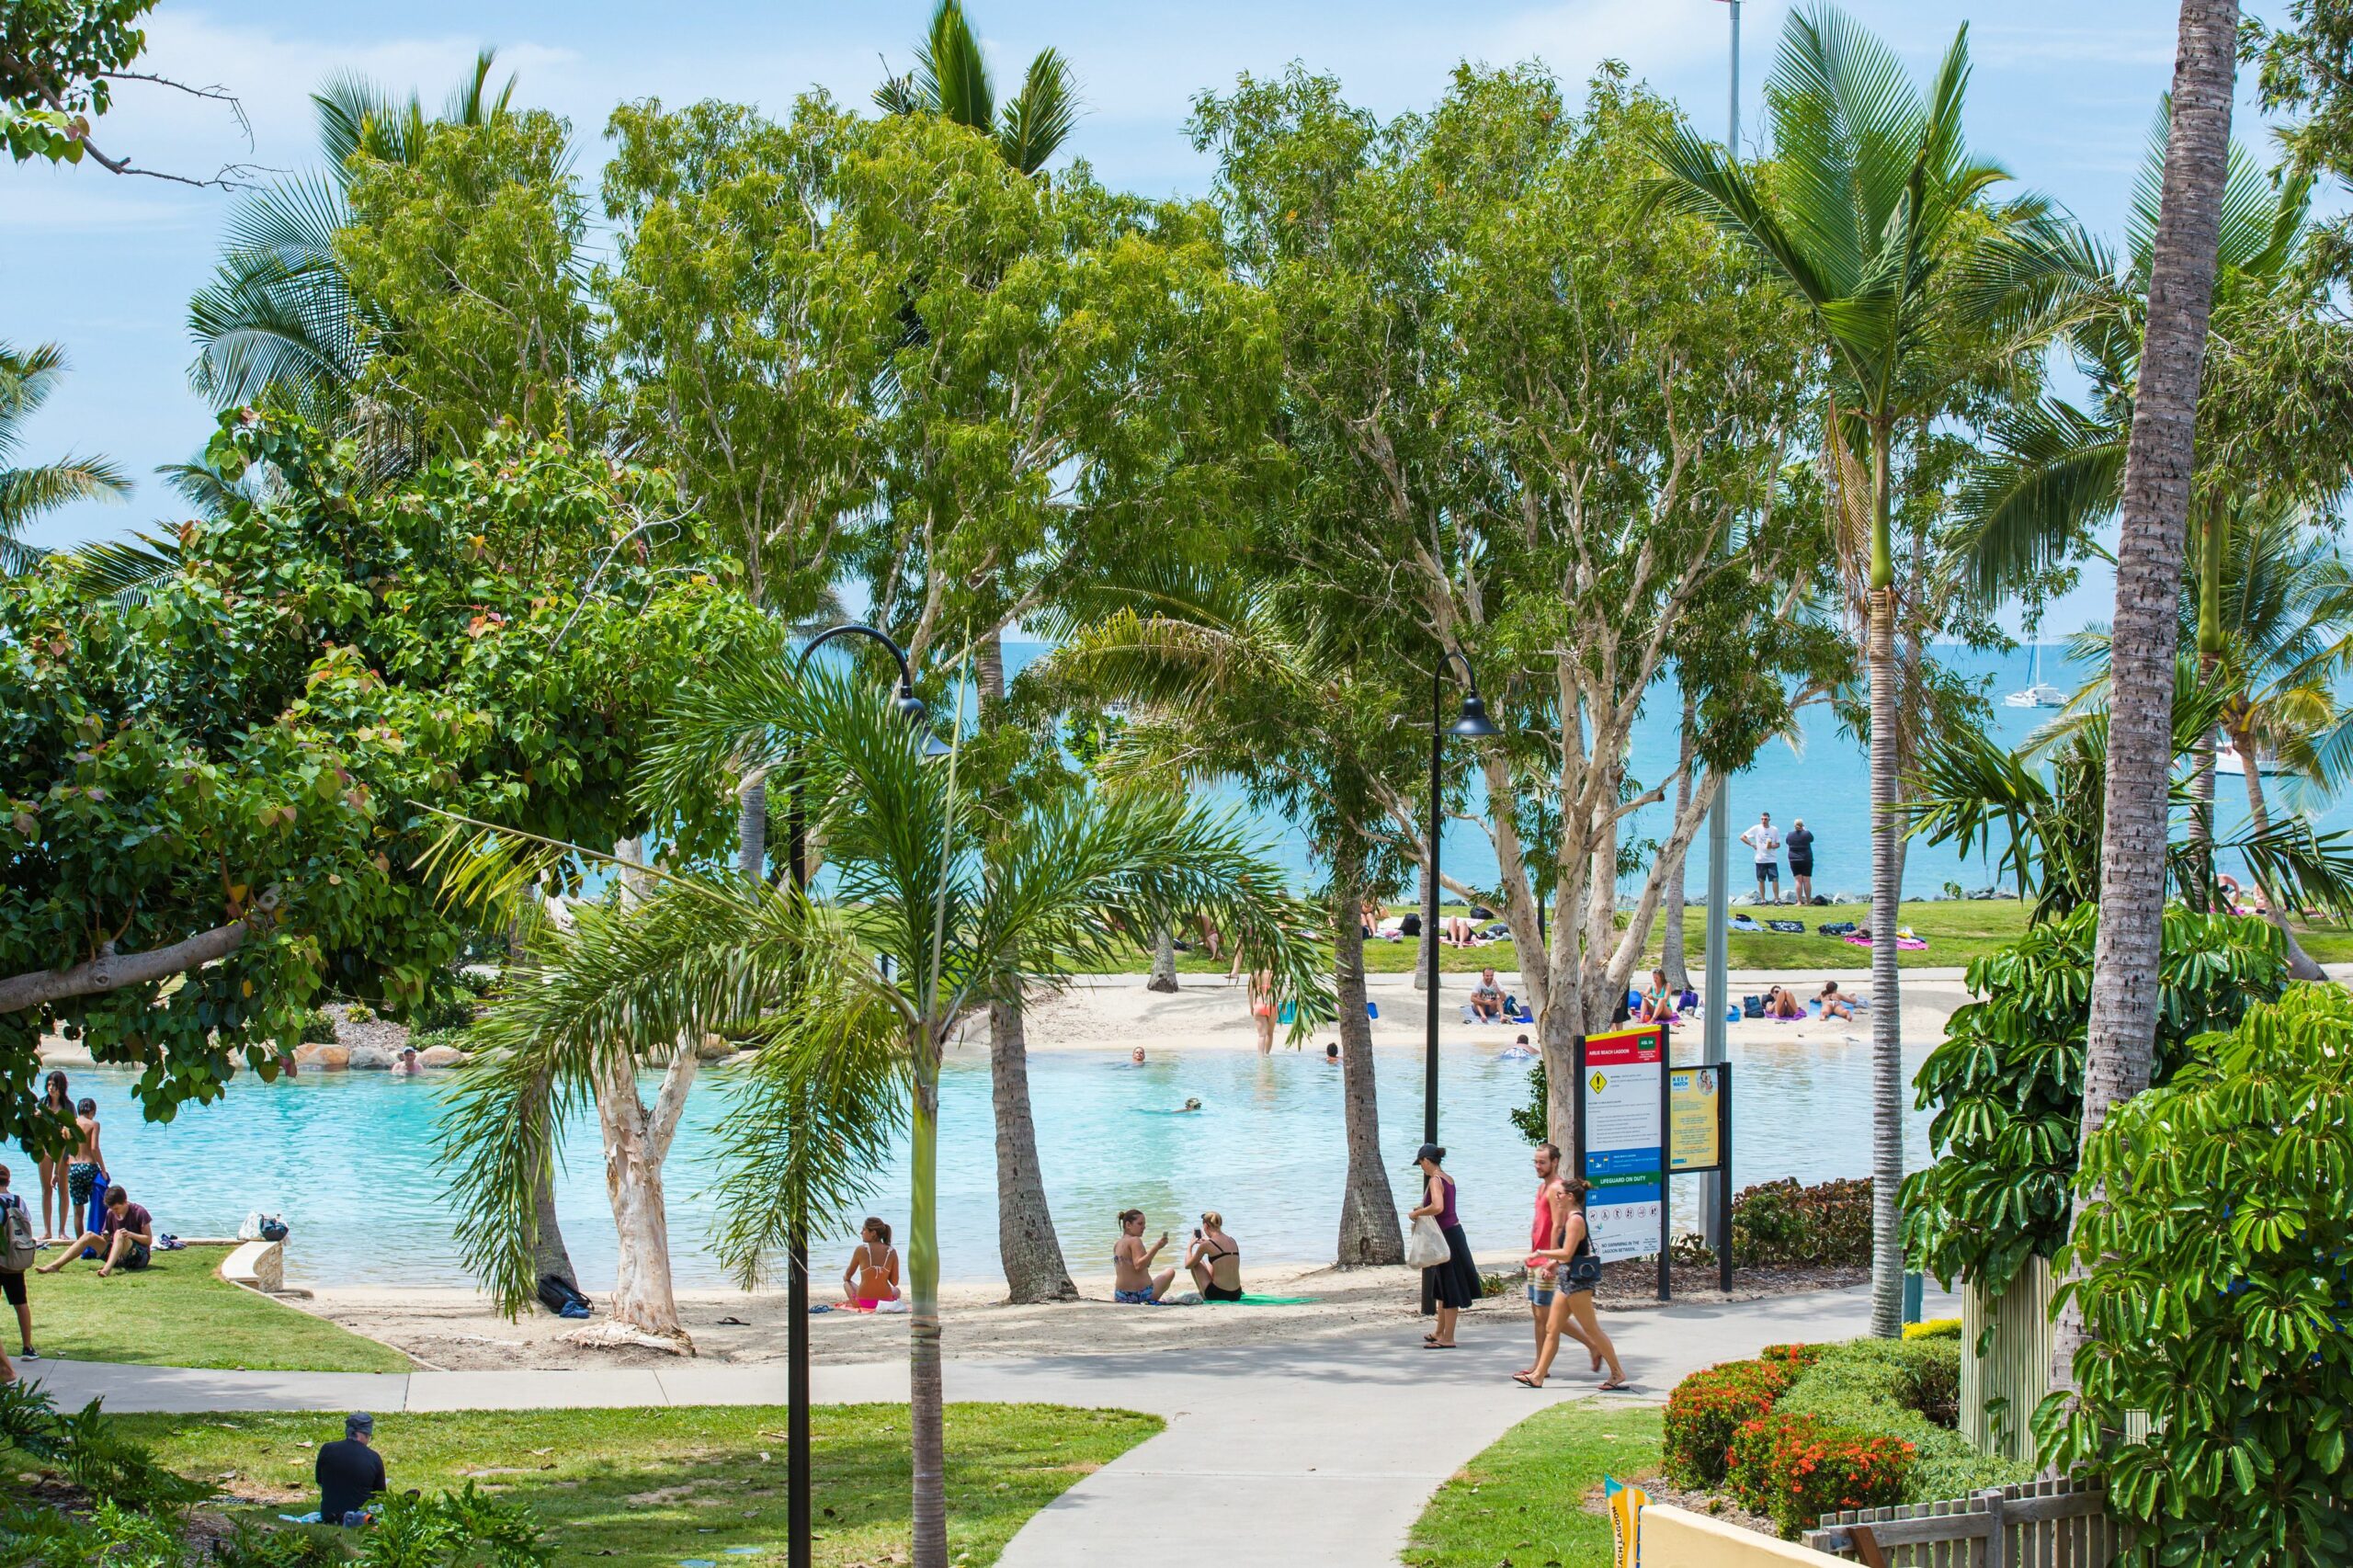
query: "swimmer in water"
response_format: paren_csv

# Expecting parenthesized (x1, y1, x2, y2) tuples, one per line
(1176, 1097, 1202, 1113)
(1131, 1046, 1146, 1065)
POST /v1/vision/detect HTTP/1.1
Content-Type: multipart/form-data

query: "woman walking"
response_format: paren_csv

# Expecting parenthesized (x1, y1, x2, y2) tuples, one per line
(1517, 1177, 1629, 1389)
(1247, 968, 1277, 1053)
(1409, 1144, 1481, 1348)
(33, 1073, 68, 1240)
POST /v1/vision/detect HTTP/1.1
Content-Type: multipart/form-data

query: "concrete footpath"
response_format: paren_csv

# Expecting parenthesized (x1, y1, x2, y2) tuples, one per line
(28, 1283, 1936, 1566)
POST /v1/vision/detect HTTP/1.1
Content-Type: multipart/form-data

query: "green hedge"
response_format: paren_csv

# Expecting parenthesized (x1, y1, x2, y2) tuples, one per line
(1775, 1339, 2026, 1505)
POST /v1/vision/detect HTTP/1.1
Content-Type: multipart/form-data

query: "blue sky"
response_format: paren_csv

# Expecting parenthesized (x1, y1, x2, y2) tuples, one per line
(0, 1, 2306, 632)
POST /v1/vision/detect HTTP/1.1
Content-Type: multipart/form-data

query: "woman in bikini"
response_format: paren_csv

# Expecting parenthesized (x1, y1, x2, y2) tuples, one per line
(1248, 968, 1277, 1053)
(1186, 1211, 1244, 1301)
(34, 1073, 69, 1240)
(1518, 1177, 1629, 1390)
(839, 1217, 901, 1308)
(1817, 980, 1855, 1020)
(1764, 985, 1804, 1019)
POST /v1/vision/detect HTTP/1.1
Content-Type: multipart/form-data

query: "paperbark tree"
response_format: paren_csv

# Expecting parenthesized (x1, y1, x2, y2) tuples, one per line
(1193, 66, 1840, 1172)
(2052, 0, 2240, 1395)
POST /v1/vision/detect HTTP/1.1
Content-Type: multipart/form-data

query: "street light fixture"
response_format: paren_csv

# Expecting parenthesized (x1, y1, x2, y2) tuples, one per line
(1423, 647, 1497, 1314)
(783, 622, 942, 1568)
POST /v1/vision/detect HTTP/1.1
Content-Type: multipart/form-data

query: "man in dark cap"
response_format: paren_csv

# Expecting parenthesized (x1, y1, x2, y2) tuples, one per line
(317, 1411, 387, 1526)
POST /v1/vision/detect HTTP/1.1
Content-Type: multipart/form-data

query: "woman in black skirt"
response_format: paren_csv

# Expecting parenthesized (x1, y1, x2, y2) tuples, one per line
(1410, 1143, 1481, 1346)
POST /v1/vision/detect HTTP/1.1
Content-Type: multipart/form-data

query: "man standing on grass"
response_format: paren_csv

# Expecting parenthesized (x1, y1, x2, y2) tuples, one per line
(1739, 811, 1782, 904)
(317, 1412, 388, 1527)
(38, 1186, 151, 1278)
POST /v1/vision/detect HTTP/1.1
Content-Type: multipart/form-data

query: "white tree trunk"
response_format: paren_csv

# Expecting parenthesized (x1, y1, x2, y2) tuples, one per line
(1333, 886, 1403, 1265)
(1147, 923, 1180, 993)
(581, 1045, 698, 1353)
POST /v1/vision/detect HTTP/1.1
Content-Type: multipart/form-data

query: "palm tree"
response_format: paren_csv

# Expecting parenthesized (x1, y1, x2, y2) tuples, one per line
(1647, 3, 2015, 1337)
(1048, 567, 1426, 1267)
(435, 664, 1328, 1568)
(186, 51, 517, 421)
(0, 342, 129, 573)
(2054, 0, 2244, 1406)
(872, 0, 1080, 176)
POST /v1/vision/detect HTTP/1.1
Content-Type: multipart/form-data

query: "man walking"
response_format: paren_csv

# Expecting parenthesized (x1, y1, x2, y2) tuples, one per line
(1786, 817, 1816, 904)
(1739, 811, 1782, 904)
(1516, 1142, 1594, 1382)
(0, 1167, 37, 1371)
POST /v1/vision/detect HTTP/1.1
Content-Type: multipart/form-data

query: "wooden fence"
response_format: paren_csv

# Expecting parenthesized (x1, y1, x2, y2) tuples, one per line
(1960, 1257, 2053, 1461)
(1801, 1478, 2126, 1568)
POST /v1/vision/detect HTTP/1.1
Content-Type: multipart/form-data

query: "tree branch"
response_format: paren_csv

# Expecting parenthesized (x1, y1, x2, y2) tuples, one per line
(0, 913, 262, 1016)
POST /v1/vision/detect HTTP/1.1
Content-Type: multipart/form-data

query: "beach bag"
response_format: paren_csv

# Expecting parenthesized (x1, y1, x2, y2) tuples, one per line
(1742, 994, 1765, 1019)
(1403, 1214, 1450, 1268)
(238, 1210, 288, 1244)
(536, 1273, 594, 1320)
(0, 1195, 33, 1274)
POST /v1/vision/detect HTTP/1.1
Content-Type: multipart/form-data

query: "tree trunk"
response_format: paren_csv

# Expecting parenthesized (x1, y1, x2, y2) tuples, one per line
(1661, 697, 1698, 992)
(1147, 924, 1180, 993)
(587, 1046, 697, 1351)
(2054, 0, 2239, 1401)
(1867, 581, 1904, 1339)
(2233, 725, 2328, 981)
(990, 992, 1078, 1301)
(2188, 722, 2217, 905)
(529, 1166, 575, 1292)
(908, 1034, 947, 1568)
(1332, 885, 1403, 1266)
(975, 630, 1076, 1302)
(737, 773, 767, 881)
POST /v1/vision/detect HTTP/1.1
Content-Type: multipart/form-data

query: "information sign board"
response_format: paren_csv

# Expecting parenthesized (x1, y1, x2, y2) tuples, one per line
(1578, 1025, 1664, 1262)
(1669, 1065, 1723, 1172)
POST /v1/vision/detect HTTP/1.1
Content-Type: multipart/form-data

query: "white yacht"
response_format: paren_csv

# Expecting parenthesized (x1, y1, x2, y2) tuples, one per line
(2003, 643, 2066, 709)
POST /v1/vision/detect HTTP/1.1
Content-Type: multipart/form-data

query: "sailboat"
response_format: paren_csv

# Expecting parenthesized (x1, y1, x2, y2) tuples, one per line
(2215, 739, 2292, 778)
(2004, 643, 2066, 709)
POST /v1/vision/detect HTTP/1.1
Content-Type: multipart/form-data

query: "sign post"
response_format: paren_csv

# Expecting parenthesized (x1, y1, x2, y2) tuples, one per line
(1576, 1024, 1734, 1302)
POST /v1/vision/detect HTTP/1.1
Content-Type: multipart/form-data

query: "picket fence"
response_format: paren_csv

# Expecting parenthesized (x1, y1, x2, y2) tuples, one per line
(1801, 1478, 2126, 1568)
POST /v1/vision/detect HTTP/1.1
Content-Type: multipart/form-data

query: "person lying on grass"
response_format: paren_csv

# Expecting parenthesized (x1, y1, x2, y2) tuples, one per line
(38, 1186, 152, 1278)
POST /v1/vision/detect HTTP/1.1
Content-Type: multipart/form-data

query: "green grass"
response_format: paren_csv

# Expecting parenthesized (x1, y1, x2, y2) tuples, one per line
(1142, 899, 2353, 975)
(112, 1403, 1160, 1568)
(1403, 1403, 1666, 1568)
(28, 1244, 410, 1373)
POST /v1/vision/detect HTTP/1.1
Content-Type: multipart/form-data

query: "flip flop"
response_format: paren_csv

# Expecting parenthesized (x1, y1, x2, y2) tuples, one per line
(1421, 1342, 1457, 1350)
(1512, 1372, 1542, 1389)
(1597, 1378, 1634, 1391)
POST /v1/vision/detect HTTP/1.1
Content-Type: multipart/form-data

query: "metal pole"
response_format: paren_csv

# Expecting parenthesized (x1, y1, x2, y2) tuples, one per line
(1701, 0, 1741, 1263)
(1422, 664, 1442, 1317)
(783, 623, 928, 1568)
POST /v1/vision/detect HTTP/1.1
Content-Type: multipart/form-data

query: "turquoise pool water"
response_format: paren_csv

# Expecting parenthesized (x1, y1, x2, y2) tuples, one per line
(50, 1034, 1932, 1290)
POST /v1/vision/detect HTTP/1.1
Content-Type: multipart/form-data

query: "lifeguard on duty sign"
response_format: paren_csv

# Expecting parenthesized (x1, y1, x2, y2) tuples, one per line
(1576, 1025, 1665, 1262)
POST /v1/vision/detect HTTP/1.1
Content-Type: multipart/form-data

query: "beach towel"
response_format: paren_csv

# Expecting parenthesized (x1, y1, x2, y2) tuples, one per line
(1202, 1293, 1316, 1305)
(1765, 919, 1807, 934)
(1729, 914, 1763, 932)
(1817, 921, 1859, 936)
(1842, 932, 1928, 951)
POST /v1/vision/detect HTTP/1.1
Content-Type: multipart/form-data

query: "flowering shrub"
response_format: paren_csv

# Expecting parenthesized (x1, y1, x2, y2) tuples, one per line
(1724, 1412, 1914, 1539)
(1661, 1343, 1823, 1487)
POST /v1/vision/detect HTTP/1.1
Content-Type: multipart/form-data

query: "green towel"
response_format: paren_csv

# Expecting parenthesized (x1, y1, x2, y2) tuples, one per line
(1205, 1292, 1315, 1305)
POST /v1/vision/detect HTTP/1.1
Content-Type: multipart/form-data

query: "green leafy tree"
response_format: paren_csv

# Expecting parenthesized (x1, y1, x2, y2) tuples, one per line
(1901, 903, 2287, 1301)
(438, 664, 1332, 1568)
(2036, 982, 2353, 1563)
(1, 0, 243, 184)
(0, 341, 129, 574)
(188, 51, 520, 424)
(1191, 62, 1836, 1160)
(873, 0, 1080, 176)
(0, 412, 756, 1146)
(1647, 3, 2029, 1336)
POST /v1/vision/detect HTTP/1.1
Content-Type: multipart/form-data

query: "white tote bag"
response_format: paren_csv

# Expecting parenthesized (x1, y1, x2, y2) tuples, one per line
(1403, 1213, 1449, 1268)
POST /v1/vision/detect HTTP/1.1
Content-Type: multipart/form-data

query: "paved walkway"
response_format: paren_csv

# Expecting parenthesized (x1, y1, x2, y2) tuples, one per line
(27, 1282, 1936, 1565)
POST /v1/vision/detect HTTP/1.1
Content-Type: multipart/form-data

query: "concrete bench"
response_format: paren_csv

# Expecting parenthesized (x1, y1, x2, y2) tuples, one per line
(222, 1238, 285, 1294)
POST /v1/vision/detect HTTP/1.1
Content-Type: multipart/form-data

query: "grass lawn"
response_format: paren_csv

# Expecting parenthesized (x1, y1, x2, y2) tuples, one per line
(28, 1244, 410, 1373)
(1403, 1402, 1665, 1568)
(1137, 899, 2353, 976)
(113, 1403, 1159, 1567)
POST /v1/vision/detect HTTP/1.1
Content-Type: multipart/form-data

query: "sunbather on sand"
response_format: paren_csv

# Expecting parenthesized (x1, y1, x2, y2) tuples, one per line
(1818, 981, 1855, 1020)
(1764, 985, 1803, 1019)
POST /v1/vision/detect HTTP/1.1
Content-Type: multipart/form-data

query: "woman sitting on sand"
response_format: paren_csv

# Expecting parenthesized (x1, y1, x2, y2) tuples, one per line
(1818, 981, 1855, 1020)
(840, 1217, 902, 1309)
(1764, 985, 1803, 1019)
(1637, 969, 1675, 1023)
(1186, 1211, 1244, 1301)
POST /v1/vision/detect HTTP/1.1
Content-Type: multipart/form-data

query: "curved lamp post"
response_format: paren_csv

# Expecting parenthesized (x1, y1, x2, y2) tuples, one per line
(784, 623, 948, 1568)
(1422, 648, 1499, 1314)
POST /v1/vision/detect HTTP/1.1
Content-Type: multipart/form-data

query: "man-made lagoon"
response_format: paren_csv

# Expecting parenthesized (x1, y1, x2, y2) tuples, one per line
(60, 1032, 1932, 1291)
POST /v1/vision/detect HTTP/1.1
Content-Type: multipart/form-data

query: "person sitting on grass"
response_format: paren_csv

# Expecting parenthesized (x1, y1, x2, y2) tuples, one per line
(1818, 980, 1856, 1020)
(1112, 1209, 1176, 1304)
(317, 1412, 387, 1528)
(38, 1186, 152, 1278)
(1469, 968, 1506, 1023)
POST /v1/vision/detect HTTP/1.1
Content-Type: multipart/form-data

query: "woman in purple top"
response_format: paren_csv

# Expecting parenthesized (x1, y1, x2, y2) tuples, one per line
(1409, 1143, 1482, 1346)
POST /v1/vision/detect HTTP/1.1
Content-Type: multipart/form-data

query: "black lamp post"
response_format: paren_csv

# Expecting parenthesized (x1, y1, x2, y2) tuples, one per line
(1422, 647, 1498, 1314)
(783, 623, 947, 1568)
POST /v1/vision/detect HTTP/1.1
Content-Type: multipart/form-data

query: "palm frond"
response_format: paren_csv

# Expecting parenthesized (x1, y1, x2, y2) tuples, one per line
(0, 458, 132, 537)
(916, 0, 994, 132)
(63, 531, 183, 605)
(997, 48, 1081, 175)
(1949, 397, 2126, 599)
